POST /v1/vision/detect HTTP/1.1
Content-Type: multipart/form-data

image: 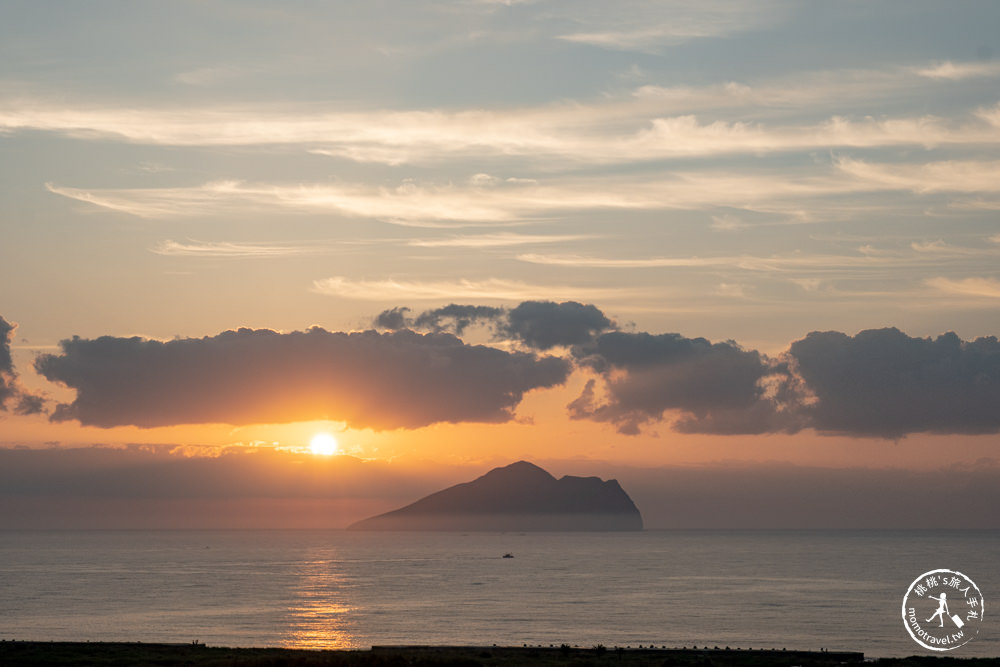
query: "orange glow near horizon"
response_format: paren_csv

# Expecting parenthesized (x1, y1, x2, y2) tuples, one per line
(5, 380, 1000, 472)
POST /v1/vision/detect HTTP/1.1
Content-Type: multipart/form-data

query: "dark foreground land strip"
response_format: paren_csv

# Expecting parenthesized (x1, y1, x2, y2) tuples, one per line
(0, 642, 997, 666)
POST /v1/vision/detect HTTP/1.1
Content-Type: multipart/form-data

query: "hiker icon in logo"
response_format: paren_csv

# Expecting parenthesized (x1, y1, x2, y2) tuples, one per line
(902, 569, 983, 652)
(926, 592, 963, 629)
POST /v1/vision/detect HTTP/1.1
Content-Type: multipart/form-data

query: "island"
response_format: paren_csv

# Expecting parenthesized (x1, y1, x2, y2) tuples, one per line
(347, 460, 643, 531)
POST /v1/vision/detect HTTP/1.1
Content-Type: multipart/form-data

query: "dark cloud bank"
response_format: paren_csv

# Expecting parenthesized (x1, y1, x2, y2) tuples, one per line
(1, 447, 998, 529)
(377, 302, 1000, 439)
(34, 328, 570, 429)
(15, 302, 1000, 438)
(0, 446, 460, 530)
(0, 316, 45, 416)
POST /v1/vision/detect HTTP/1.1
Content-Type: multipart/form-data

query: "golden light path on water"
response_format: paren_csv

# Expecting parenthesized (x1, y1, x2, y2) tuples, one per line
(282, 555, 354, 649)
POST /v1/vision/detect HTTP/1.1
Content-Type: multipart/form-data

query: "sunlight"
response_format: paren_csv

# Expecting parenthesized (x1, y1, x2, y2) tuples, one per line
(309, 433, 339, 456)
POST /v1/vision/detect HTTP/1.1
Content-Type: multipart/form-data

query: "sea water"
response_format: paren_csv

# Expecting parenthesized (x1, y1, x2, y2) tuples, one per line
(0, 530, 997, 657)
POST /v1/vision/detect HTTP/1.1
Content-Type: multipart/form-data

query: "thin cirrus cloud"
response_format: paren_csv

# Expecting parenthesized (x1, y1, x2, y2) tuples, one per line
(407, 233, 595, 248)
(2, 69, 998, 166)
(833, 158, 1000, 194)
(629, 65, 967, 113)
(8, 105, 997, 165)
(925, 277, 1000, 299)
(150, 237, 573, 258)
(312, 277, 631, 302)
(46, 180, 530, 225)
(518, 242, 1000, 274)
(913, 61, 1000, 80)
(553, 0, 787, 51)
(152, 240, 337, 258)
(45, 157, 1000, 225)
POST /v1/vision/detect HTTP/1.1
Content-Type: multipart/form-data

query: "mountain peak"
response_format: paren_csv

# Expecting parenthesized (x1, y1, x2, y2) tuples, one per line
(348, 461, 642, 531)
(476, 460, 555, 484)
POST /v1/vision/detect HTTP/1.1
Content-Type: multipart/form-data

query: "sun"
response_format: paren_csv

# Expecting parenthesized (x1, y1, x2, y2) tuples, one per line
(309, 432, 339, 456)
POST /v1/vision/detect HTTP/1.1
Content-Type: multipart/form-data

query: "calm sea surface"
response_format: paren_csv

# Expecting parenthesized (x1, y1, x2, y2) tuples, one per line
(0, 530, 997, 657)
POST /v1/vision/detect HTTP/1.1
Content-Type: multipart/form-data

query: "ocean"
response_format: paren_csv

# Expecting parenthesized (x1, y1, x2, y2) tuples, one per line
(1, 530, 997, 658)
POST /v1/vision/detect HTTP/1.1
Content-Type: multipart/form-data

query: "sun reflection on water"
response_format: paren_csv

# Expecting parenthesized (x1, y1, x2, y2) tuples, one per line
(282, 555, 355, 650)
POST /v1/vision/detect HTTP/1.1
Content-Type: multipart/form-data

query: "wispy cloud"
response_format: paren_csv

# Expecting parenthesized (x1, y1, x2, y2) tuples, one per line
(914, 61, 1000, 80)
(152, 240, 335, 258)
(46, 181, 244, 218)
(312, 276, 630, 302)
(47, 180, 533, 224)
(517, 253, 726, 269)
(46, 157, 1000, 224)
(834, 157, 1000, 194)
(173, 64, 264, 87)
(4, 73, 999, 167)
(519, 242, 1000, 275)
(926, 277, 1000, 299)
(946, 197, 1000, 211)
(519, 251, 902, 274)
(631, 69, 901, 113)
(555, 0, 787, 52)
(408, 233, 594, 248)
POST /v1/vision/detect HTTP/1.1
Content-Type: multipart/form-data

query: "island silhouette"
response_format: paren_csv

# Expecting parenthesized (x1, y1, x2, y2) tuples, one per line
(348, 460, 643, 531)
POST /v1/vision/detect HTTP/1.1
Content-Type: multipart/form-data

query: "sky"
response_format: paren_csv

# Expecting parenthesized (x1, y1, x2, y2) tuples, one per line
(2, 1, 1000, 528)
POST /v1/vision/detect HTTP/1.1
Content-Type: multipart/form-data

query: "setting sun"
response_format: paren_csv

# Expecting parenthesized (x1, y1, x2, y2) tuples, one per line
(309, 433, 339, 456)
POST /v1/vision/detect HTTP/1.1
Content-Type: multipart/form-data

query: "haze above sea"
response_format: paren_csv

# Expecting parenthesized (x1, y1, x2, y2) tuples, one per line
(1, 530, 997, 658)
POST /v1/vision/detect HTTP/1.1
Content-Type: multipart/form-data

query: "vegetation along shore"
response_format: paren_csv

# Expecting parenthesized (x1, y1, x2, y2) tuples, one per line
(2, 642, 1000, 667)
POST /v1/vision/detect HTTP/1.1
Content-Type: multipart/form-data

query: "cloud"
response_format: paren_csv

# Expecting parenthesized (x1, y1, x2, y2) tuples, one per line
(33, 327, 571, 429)
(6, 449, 999, 529)
(925, 277, 1000, 299)
(568, 331, 802, 435)
(629, 66, 934, 114)
(377, 300, 616, 350)
(0, 445, 440, 501)
(789, 328, 1000, 438)
(373, 307, 413, 331)
(407, 302, 996, 439)
(617, 462, 1000, 529)
(0, 316, 46, 416)
(408, 233, 594, 248)
(517, 253, 722, 268)
(47, 180, 533, 224)
(46, 156, 1000, 229)
(502, 301, 614, 350)
(6, 78, 999, 169)
(518, 241, 1000, 276)
(151, 239, 335, 258)
(0, 316, 20, 409)
(0, 446, 470, 529)
(555, 0, 786, 52)
(173, 64, 261, 87)
(22, 301, 1000, 439)
(914, 61, 1000, 80)
(412, 304, 505, 336)
(833, 157, 1000, 194)
(314, 276, 630, 302)
(567, 325, 1000, 438)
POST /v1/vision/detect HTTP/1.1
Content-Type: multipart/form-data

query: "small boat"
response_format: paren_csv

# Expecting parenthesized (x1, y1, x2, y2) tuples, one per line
(502, 553, 514, 558)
